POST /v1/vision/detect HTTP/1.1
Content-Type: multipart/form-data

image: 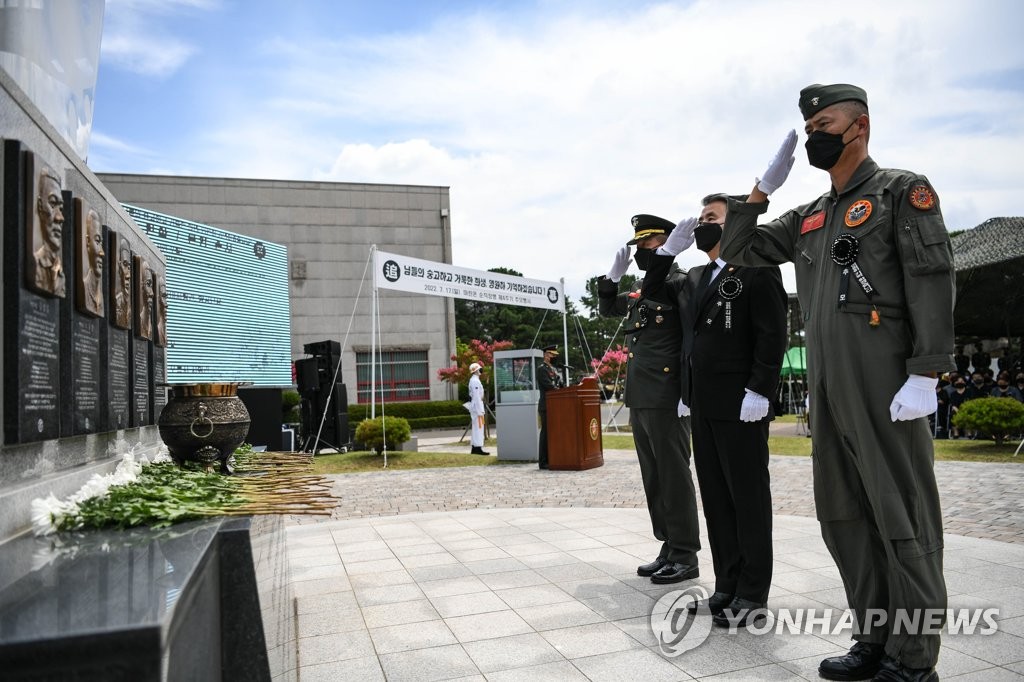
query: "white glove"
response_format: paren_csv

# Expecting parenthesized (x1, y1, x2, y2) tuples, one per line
(677, 399, 690, 418)
(889, 375, 938, 422)
(739, 389, 770, 422)
(657, 217, 698, 256)
(606, 246, 631, 282)
(756, 129, 798, 195)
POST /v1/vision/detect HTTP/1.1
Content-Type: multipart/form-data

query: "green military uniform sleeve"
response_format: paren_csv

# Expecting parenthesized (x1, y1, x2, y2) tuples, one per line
(892, 177, 956, 376)
(719, 198, 799, 266)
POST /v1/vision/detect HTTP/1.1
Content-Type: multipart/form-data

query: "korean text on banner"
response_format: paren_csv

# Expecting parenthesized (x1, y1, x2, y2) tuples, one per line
(374, 250, 564, 312)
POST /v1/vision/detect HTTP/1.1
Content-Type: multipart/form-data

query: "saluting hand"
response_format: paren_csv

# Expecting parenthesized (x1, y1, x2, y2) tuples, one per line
(657, 217, 697, 256)
(756, 129, 798, 195)
(606, 246, 631, 282)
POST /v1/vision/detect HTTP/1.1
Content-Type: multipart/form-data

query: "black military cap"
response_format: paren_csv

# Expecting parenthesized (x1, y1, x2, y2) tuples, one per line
(626, 214, 675, 245)
(542, 345, 559, 356)
(798, 83, 868, 120)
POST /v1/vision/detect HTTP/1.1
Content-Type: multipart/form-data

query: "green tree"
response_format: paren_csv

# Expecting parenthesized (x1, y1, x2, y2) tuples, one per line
(576, 274, 636, 364)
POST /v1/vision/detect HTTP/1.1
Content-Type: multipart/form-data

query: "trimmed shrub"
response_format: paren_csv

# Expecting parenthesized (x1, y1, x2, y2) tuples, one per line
(354, 416, 412, 453)
(346, 401, 498, 436)
(951, 397, 1024, 445)
(282, 389, 301, 425)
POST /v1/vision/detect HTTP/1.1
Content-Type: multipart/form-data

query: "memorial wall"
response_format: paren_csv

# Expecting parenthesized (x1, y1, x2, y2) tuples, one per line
(0, 67, 166, 544)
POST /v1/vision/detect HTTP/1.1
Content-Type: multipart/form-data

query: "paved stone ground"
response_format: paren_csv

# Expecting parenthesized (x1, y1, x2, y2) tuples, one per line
(289, 432, 1024, 544)
(285, 429, 1024, 681)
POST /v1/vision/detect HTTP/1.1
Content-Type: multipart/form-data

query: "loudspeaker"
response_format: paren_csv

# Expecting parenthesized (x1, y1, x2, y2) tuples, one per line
(295, 358, 320, 395)
(238, 387, 283, 451)
(301, 383, 349, 450)
(303, 340, 341, 357)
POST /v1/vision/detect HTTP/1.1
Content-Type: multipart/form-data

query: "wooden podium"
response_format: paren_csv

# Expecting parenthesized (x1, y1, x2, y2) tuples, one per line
(546, 377, 604, 471)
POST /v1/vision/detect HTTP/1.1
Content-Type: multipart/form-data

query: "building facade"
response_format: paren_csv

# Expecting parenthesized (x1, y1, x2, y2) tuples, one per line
(97, 173, 457, 403)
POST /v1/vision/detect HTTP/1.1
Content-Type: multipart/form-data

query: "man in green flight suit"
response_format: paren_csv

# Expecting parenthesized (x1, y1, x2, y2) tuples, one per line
(719, 84, 954, 682)
(597, 214, 702, 584)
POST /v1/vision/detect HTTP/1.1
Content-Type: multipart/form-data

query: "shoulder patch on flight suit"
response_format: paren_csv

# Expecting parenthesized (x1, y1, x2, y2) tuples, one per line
(908, 185, 936, 210)
(801, 211, 826, 234)
(845, 200, 872, 228)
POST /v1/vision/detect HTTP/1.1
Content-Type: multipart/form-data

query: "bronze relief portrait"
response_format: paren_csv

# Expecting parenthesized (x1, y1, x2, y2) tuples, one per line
(25, 165, 66, 298)
(154, 272, 168, 348)
(134, 256, 154, 340)
(109, 231, 132, 330)
(75, 199, 105, 317)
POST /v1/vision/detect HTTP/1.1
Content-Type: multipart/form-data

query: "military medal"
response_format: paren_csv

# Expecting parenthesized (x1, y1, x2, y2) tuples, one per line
(717, 276, 742, 330)
(831, 234, 881, 326)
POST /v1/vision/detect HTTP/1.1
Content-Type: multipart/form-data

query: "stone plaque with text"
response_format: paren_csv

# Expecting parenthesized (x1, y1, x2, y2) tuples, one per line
(3, 141, 62, 443)
(131, 336, 151, 426)
(151, 345, 167, 421)
(107, 327, 130, 431)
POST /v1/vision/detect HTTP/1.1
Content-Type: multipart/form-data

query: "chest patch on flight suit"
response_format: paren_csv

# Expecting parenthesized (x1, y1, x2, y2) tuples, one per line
(908, 185, 935, 210)
(844, 200, 872, 228)
(801, 211, 826, 234)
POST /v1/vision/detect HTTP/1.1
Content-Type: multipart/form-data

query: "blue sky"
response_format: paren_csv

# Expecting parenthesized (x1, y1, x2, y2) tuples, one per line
(90, 0, 1024, 298)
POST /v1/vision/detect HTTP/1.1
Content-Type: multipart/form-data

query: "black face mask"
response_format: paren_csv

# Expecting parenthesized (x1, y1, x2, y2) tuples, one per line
(998, 382, 1009, 389)
(694, 222, 723, 252)
(633, 247, 655, 271)
(805, 119, 858, 170)
(973, 378, 984, 385)
(954, 383, 966, 390)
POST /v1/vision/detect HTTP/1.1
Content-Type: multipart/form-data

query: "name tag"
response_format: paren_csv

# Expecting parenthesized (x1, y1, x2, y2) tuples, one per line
(801, 211, 826, 235)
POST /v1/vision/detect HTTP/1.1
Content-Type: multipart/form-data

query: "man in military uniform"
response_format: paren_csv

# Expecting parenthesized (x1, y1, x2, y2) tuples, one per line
(597, 214, 702, 584)
(536, 345, 563, 469)
(468, 362, 489, 455)
(680, 194, 788, 626)
(719, 84, 954, 682)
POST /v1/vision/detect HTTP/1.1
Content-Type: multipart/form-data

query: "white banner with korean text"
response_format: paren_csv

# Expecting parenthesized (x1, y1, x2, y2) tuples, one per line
(374, 250, 564, 312)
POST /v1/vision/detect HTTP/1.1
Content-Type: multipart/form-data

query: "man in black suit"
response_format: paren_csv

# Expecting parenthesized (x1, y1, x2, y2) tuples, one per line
(682, 194, 788, 626)
(598, 214, 702, 584)
(536, 345, 563, 469)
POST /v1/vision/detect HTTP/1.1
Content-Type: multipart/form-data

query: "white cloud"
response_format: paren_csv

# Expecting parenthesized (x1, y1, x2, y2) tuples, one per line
(93, 0, 1024, 302)
(100, 0, 219, 76)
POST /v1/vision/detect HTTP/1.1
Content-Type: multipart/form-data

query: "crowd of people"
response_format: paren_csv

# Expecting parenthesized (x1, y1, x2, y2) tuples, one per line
(933, 347, 1024, 438)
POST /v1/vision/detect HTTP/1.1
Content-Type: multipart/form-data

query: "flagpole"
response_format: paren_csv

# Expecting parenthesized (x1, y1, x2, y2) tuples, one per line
(561, 277, 569, 385)
(371, 245, 377, 420)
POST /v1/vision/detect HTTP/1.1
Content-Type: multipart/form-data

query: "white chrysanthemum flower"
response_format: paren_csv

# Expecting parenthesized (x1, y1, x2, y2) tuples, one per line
(31, 494, 74, 536)
(152, 451, 172, 464)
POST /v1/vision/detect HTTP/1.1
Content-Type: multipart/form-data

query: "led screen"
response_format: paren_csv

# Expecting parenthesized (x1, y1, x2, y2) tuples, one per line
(123, 204, 291, 386)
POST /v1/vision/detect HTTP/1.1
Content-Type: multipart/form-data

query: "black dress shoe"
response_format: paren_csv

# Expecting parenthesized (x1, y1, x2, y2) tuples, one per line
(819, 642, 885, 680)
(649, 562, 699, 584)
(637, 557, 669, 577)
(470, 446, 490, 455)
(687, 591, 734, 616)
(871, 656, 938, 682)
(711, 597, 767, 628)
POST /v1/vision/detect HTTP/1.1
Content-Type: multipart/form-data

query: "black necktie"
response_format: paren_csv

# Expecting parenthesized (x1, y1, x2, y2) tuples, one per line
(696, 261, 719, 302)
